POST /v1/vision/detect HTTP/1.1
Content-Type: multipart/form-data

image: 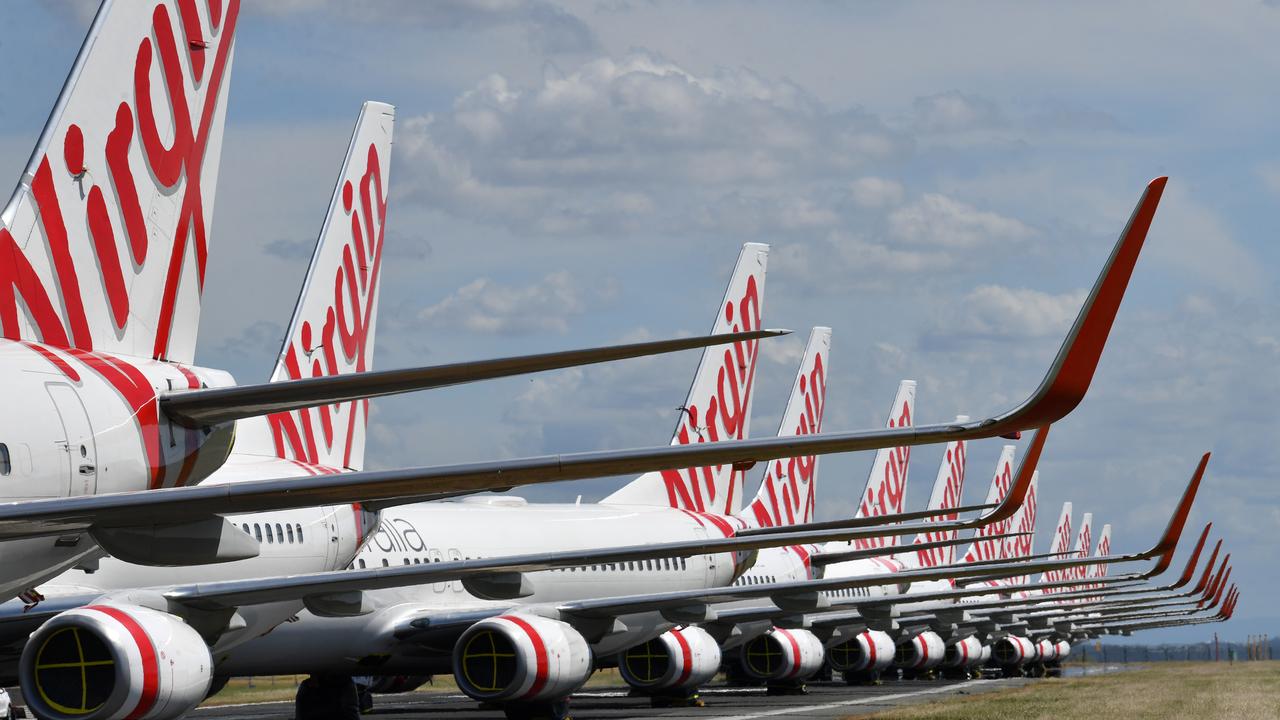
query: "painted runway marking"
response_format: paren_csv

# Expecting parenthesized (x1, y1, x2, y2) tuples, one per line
(708, 679, 988, 720)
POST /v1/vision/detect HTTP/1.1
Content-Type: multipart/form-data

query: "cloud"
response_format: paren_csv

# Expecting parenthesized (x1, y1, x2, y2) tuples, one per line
(850, 177, 905, 208)
(888, 193, 1034, 248)
(417, 271, 607, 335)
(911, 91, 1005, 133)
(927, 285, 1088, 343)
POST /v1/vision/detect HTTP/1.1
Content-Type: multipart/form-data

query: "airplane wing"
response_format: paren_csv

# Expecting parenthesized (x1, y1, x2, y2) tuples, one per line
(160, 330, 787, 427)
(0, 177, 1165, 540)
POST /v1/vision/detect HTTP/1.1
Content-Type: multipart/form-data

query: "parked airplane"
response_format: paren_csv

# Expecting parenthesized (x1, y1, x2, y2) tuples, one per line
(0, 0, 779, 603)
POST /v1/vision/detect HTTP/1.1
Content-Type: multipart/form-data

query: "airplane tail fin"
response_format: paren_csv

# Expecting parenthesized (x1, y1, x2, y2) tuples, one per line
(1000, 470, 1039, 585)
(1089, 523, 1113, 584)
(1039, 501, 1074, 589)
(957, 444, 1017, 564)
(233, 101, 395, 471)
(739, 327, 831, 528)
(848, 380, 916, 549)
(909, 418, 969, 568)
(1071, 512, 1095, 581)
(603, 243, 769, 514)
(1, 0, 241, 363)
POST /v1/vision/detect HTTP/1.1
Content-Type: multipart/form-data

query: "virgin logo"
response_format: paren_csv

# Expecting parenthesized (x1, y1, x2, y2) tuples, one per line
(915, 440, 966, 567)
(269, 143, 388, 469)
(962, 461, 1012, 563)
(750, 350, 827, 527)
(852, 402, 912, 550)
(660, 274, 763, 514)
(1008, 481, 1037, 559)
(1, 1, 238, 360)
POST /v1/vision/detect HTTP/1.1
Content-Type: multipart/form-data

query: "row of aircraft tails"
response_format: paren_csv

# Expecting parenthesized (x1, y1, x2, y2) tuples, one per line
(0, 2, 1233, 719)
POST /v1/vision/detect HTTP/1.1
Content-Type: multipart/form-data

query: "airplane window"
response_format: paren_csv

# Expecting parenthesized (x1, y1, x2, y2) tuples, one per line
(0, 444, 9, 475)
(286, 525, 295, 543)
(275, 524, 284, 542)
(254, 524, 262, 542)
(358, 559, 366, 569)
(403, 559, 410, 565)
(382, 559, 389, 567)
(265, 525, 274, 543)
(414, 558, 421, 564)
(297, 525, 304, 542)
(681, 558, 687, 570)
(663, 558, 672, 570)
(241, 523, 250, 535)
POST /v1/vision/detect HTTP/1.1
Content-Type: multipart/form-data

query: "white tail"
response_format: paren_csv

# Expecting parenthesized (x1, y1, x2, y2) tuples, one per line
(1090, 523, 1113, 583)
(909, 416, 969, 568)
(232, 102, 394, 472)
(1071, 513, 1094, 582)
(603, 243, 769, 514)
(847, 380, 916, 550)
(0, 0, 239, 363)
(999, 470, 1039, 585)
(957, 445, 1017, 564)
(740, 327, 831, 528)
(1039, 502, 1074, 588)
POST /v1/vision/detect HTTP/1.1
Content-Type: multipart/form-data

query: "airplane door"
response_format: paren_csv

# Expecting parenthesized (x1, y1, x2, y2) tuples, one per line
(46, 384, 97, 496)
(321, 508, 341, 569)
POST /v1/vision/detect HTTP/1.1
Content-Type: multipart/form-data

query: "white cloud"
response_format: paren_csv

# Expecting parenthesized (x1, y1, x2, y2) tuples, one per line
(417, 271, 593, 335)
(888, 193, 1033, 248)
(850, 177, 905, 208)
(942, 285, 1088, 340)
(911, 91, 1005, 133)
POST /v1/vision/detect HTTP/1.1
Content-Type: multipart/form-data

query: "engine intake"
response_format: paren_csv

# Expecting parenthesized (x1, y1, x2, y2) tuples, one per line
(453, 614, 592, 703)
(992, 635, 1037, 667)
(893, 631, 945, 670)
(826, 630, 894, 673)
(941, 636, 985, 669)
(619, 626, 720, 692)
(20, 604, 212, 720)
(739, 627, 824, 681)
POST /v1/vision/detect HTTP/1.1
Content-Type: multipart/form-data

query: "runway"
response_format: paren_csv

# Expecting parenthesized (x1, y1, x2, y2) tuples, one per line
(192, 677, 1031, 720)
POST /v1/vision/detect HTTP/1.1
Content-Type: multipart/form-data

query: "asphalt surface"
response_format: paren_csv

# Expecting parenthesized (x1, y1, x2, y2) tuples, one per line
(192, 677, 1032, 720)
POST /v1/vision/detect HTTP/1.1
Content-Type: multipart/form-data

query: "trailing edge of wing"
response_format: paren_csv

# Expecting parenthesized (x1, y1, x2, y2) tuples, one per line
(161, 329, 789, 427)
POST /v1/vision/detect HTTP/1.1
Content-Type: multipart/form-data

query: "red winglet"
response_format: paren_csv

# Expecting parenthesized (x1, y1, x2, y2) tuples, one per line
(1190, 538, 1222, 594)
(1202, 558, 1229, 605)
(984, 425, 1049, 524)
(1010, 177, 1167, 428)
(1144, 451, 1209, 575)
(1171, 524, 1211, 589)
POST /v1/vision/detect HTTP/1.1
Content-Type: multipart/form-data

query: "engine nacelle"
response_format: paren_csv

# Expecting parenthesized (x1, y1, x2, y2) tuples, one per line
(364, 675, 432, 694)
(619, 626, 720, 692)
(826, 630, 894, 673)
(1054, 640, 1071, 660)
(453, 614, 592, 703)
(20, 604, 212, 720)
(941, 636, 985, 669)
(991, 635, 1037, 667)
(1036, 639, 1057, 662)
(739, 628, 824, 681)
(893, 631, 945, 670)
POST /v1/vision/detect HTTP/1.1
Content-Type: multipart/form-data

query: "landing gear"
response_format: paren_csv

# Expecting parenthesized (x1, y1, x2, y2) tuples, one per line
(500, 698, 572, 720)
(295, 675, 360, 720)
(842, 669, 883, 686)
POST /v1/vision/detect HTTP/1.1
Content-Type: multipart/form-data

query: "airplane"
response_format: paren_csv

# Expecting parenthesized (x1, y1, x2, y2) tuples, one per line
(0, 0, 783, 603)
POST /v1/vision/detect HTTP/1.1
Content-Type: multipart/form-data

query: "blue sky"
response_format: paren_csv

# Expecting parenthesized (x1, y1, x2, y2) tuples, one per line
(2, 1, 1277, 643)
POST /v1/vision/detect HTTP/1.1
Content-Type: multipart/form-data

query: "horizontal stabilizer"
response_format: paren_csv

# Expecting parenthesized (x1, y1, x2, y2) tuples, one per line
(162, 329, 788, 426)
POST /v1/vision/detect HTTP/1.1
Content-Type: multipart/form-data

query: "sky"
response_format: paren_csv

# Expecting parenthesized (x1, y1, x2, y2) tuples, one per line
(1, 1, 1277, 644)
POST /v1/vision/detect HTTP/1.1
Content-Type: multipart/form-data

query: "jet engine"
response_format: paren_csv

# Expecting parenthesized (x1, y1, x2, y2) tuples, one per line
(941, 636, 986, 669)
(991, 635, 1037, 666)
(738, 627, 824, 681)
(1054, 640, 1071, 659)
(825, 630, 894, 673)
(20, 604, 212, 720)
(1036, 639, 1057, 662)
(618, 626, 720, 693)
(893, 631, 945, 670)
(452, 614, 592, 703)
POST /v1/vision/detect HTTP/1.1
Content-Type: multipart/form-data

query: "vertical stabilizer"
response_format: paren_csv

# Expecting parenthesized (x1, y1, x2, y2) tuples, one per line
(909, 416, 969, 568)
(1089, 523, 1113, 585)
(847, 380, 916, 550)
(233, 101, 395, 471)
(1039, 502, 1074, 589)
(957, 445, 1017, 564)
(603, 243, 769, 514)
(1000, 470, 1039, 585)
(740, 327, 831, 528)
(1071, 513, 1095, 581)
(0, 0, 241, 363)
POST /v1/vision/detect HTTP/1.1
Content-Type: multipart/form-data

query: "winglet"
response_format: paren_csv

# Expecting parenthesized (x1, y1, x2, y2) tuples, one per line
(1202, 556, 1229, 605)
(1142, 451, 1208, 574)
(1187, 534, 1221, 594)
(1171, 523, 1211, 589)
(998, 177, 1167, 430)
(1206, 565, 1231, 609)
(982, 425, 1049, 524)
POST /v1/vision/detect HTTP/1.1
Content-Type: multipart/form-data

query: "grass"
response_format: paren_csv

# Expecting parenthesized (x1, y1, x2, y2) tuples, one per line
(200, 668, 627, 706)
(853, 662, 1280, 720)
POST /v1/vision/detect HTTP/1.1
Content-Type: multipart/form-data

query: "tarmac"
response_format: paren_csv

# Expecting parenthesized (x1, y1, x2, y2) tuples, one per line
(191, 677, 1032, 720)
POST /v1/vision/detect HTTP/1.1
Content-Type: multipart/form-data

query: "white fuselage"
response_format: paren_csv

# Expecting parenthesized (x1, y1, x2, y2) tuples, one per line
(0, 340, 238, 601)
(216, 499, 741, 677)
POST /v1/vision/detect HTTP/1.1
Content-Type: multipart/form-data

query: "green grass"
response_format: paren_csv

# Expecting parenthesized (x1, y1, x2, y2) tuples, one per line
(854, 662, 1280, 720)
